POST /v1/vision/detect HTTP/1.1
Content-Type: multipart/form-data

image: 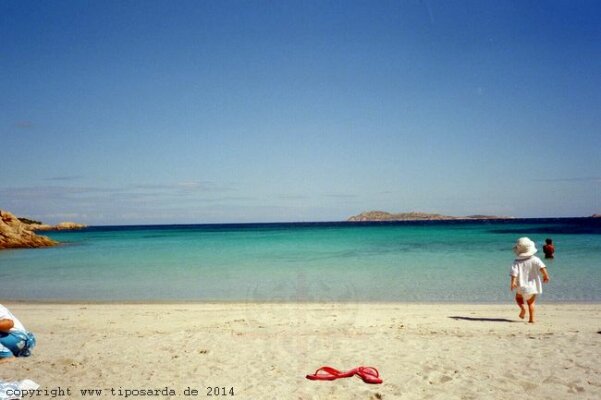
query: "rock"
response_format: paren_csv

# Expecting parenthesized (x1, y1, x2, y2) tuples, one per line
(0, 210, 57, 250)
(32, 221, 86, 231)
(55, 221, 86, 230)
(27, 223, 54, 230)
(590, 214, 601, 218)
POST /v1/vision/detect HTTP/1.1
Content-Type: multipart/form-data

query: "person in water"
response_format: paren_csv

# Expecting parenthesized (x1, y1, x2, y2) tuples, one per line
(510, 237, 550, 323)
(543, 238, 555, 259)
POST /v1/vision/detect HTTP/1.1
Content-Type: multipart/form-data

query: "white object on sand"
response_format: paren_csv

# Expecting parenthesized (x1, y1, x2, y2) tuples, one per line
(0, 380, 39, 400)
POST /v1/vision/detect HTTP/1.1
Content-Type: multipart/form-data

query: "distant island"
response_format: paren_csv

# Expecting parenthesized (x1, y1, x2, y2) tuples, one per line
(347, 211, 513, 222)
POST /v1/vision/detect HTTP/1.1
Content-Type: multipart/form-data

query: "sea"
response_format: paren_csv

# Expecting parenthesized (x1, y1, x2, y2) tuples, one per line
(1, 219, 600, 303)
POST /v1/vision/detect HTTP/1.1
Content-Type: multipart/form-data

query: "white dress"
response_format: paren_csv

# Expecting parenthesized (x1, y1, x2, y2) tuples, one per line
(510, 256, 546, 295)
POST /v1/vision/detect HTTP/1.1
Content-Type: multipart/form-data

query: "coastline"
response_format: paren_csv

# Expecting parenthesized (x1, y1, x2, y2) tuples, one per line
(3, 299, 601, 305)
(3, 302, 600, 399)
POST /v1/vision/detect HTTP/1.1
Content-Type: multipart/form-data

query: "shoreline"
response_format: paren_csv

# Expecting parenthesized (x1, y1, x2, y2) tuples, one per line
(3, 302, 600, 399)
(3, 299, 601, 305)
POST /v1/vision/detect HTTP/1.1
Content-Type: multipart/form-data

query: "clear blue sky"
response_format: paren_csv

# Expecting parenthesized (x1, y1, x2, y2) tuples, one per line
(1, 0, 600, 224)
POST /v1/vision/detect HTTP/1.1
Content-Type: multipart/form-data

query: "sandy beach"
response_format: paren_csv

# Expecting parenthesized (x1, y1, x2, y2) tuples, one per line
(1, 302, 600, 399)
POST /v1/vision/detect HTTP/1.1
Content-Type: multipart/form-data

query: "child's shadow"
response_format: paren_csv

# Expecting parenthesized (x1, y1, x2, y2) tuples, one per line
(449, 316, 516, 323)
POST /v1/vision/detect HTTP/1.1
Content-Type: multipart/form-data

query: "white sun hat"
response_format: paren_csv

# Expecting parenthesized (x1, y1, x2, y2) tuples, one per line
(513, 237, 537, 257)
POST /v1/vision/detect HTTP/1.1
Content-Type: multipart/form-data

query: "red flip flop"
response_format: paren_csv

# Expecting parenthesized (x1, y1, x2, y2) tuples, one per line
(306, 366, 383, 384)
(306, 366, 357, 381)
(356, 367, 383, 384)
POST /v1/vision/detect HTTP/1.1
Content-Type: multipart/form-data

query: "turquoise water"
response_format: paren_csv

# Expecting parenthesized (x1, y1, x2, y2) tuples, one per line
(1, 219, 600, 302)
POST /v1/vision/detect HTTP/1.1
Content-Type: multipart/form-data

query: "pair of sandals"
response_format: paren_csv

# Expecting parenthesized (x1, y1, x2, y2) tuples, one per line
(306, 366, 383, 384)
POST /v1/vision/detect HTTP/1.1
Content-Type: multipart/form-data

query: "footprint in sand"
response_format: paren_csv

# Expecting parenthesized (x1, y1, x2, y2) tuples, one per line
(519, 381, 539, 391)
(568, 385, 585, 393)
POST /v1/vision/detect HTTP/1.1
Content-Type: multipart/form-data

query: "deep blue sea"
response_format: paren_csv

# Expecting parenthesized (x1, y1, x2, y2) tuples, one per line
(1, 219, 600, 302)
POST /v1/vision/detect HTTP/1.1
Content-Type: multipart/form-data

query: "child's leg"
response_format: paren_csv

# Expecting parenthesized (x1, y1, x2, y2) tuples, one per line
(527, 295, 536, 323)
(515, 294, 526, 319)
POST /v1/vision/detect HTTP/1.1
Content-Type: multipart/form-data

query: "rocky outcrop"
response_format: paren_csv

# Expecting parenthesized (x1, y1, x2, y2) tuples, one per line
(590, 214, 601, 218)
(14, 215, 86, 231)
(0, 210, 57, 250)
(347, 210, 512, 222)
(32, 221, 86, 231)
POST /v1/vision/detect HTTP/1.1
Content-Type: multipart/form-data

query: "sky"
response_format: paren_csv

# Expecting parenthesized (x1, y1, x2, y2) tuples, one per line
(1, 0, 600, 224)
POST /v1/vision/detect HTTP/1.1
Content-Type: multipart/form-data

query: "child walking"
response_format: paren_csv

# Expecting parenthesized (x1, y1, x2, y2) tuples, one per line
(510, 237, 550, 323)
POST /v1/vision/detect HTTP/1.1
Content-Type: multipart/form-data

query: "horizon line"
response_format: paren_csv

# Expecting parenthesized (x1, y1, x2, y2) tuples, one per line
(58, 215, 598, 228)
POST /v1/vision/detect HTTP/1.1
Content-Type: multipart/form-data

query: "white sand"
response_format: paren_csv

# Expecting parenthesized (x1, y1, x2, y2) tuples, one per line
(2, 303, 600, 399)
